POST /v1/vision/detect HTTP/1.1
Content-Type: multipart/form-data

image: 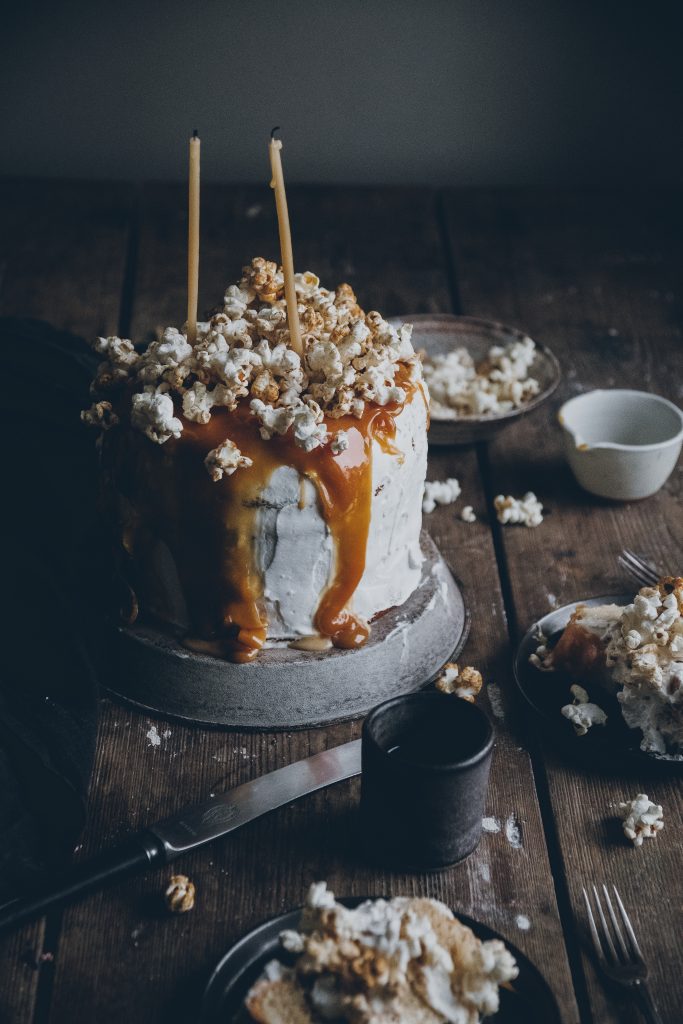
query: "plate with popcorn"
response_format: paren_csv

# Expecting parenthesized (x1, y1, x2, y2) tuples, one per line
(514, 577, 683, 772)
(390, 315, 561, 445)
(202, 883, 561, 1023)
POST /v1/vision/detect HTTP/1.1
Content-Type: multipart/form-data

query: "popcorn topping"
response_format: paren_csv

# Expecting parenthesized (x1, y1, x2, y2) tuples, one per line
(330, 430, 349, 455)
(83, 259, 421, 470)
(423, 336, 539, 419)
(422, 477, 461, 514)
(245, 882, 517, 1024)
(131, 388, 183, 444)
(460, 505, 477, 523)
(494, 492, 544, 528)
(80, 400, 119, 430)
(618, 794, 664, 847)
(204, 439, 253, 482)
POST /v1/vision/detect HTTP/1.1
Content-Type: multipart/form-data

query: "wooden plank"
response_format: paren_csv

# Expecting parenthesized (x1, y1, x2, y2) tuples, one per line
(0, 178, 133, 337)
(0, 178, 133, 1024)
(443, 186, 683, 1024)
(46, 184, 578, 1022)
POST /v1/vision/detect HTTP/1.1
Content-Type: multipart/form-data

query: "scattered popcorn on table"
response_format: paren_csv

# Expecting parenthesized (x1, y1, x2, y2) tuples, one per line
(436, 662, 484, 702)
(618, 794, 664, 847)
(461, 504, 477, 523)
(422, 477, 461, 514)
(164, 874, 196, 913)
(423, 336, 540, 419)
(494, 492, 544, 527)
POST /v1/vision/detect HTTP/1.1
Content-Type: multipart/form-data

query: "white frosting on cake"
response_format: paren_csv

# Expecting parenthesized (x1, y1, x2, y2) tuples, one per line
(140, 390, 427, 640)
(86, 261, 429, 654)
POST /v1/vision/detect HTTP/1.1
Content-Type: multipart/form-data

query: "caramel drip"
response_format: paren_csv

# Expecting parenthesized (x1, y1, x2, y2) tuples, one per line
(108, 375, 418, 662)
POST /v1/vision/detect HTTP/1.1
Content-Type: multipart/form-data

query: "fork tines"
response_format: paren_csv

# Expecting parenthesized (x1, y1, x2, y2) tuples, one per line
(583, 885, 645, 971)
(618, 549, 660, 589)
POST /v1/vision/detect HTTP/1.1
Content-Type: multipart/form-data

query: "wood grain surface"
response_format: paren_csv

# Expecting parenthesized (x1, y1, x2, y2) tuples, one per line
(443, 187, 683, 1024)
(1, 179, 680, 1024)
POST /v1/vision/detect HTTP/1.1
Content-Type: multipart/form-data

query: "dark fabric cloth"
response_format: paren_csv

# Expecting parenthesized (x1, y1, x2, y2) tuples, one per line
(0, 318, 106, 903)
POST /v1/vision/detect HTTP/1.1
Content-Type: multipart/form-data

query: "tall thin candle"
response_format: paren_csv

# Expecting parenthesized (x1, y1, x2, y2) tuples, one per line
(268, 129, 303, 356)
(187, 130, 201, 345)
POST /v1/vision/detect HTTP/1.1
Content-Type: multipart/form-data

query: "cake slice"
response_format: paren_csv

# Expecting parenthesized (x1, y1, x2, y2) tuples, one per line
(245, 964, 313, 1024)
(531, 578, 683, 757)
(243, 883, 518, 1024)
(533, 602, 624, 684)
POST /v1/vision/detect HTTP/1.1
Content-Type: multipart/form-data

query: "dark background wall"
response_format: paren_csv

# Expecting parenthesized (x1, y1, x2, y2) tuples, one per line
(2, 0, 680, 186)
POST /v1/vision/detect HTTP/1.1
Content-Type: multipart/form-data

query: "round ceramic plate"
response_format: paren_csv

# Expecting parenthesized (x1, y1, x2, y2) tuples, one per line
(390, 314, 561, 446)
(201, 899, 561, 1023)
(514, 594, 683, 773)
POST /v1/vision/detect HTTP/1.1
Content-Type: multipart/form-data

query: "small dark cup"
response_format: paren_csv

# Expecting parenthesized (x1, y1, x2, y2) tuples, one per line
(360, 692, 494, 870)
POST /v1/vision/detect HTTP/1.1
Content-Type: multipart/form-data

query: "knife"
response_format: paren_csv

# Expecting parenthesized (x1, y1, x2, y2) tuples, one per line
(0, 738, 361, 936)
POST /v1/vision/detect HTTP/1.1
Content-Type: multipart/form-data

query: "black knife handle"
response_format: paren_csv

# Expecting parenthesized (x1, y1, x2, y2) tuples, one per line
(0, 830, 165, 936)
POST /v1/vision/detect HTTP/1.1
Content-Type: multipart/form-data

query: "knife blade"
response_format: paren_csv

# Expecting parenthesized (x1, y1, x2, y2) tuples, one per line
(0, 738, 361, 936)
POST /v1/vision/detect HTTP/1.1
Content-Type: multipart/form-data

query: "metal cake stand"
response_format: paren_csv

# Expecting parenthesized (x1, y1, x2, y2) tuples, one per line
(109, 532, 469, 729)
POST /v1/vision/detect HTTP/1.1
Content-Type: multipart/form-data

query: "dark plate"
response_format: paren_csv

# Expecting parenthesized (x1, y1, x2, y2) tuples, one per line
(514, 594, 683, 774)
(201, 898, 561, 1023)
(389, 314, 561, 446)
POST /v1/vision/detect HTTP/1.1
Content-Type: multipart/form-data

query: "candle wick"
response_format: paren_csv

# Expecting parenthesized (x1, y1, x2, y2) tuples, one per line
(192, 128, 199, 139)
(270, 126, 280, 140)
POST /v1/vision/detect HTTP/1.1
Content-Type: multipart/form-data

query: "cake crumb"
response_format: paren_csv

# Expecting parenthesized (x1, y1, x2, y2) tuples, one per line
(146, 725, 162, 747)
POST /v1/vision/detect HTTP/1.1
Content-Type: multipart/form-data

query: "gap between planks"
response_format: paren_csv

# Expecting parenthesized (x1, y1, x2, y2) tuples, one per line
(435, 190, 594, 1024)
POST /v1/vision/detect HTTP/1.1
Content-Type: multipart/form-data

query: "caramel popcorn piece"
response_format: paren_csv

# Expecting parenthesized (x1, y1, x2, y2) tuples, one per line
(435, 662, 484, 702)
(80, 400, 119, 430)
(164, 874, 196, 913)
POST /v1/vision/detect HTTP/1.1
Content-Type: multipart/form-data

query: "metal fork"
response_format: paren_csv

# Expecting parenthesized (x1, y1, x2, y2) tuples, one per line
(583, 885, 664, 1024)
(618, 548, 659, 588)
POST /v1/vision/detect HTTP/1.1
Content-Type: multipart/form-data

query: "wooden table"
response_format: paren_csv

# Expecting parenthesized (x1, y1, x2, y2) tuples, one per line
(0, 180, 681, 1024)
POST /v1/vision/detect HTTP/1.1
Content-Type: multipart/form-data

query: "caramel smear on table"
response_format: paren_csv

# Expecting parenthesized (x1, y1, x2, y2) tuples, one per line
(109, 378, 418, 663)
